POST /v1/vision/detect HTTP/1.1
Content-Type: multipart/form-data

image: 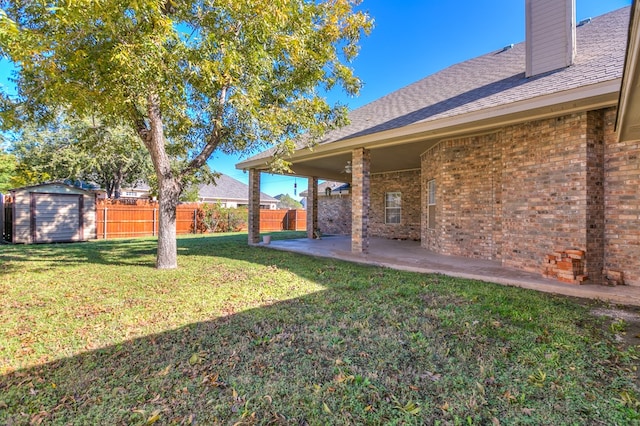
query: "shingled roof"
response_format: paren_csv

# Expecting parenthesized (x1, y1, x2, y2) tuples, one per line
(239, 6, 630, 167)
(198, 174, 276, 202)
(299, 181, 350, 197)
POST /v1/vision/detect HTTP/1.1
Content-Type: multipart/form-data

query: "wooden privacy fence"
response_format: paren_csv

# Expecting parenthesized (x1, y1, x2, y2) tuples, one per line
(95, 200, 306, 239)
(260, 208, 307, 232)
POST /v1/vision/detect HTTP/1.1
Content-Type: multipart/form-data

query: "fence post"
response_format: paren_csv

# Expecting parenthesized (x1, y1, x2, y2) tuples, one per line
(227, 212, 230, 232)
(193, 208, 197, 234)
(294, 209, 298, 231)
(152, 208, 157, 236)
(103, 206, 108, 239)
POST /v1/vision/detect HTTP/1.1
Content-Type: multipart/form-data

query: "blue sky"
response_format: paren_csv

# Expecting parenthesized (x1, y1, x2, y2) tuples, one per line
(0, 0, 631, 198)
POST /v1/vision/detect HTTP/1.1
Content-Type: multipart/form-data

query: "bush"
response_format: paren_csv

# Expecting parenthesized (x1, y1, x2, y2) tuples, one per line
(198, 203, 248, 233)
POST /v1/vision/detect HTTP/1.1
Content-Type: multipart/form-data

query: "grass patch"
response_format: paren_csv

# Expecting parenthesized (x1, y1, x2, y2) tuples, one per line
(1, 232, 639, 424)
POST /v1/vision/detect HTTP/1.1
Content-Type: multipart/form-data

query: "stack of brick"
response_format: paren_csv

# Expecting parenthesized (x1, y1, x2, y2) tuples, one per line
(603, 269, 625, 286)
(543, 250, 588, 284)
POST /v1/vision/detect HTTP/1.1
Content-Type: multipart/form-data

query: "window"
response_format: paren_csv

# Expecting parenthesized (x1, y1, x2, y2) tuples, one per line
(427, 179, 436, 229)
(385, 192, 401, 224)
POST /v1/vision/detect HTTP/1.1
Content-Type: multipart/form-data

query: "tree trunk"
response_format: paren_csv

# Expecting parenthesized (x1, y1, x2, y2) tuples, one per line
(113, 169, 123, 199)
(156, 176, 181, 269)
(138, 93, 181, 269)
(106, 180, 114, 199)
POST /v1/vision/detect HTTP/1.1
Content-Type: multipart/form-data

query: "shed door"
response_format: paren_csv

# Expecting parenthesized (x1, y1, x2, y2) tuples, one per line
(32, 193, 83, 243)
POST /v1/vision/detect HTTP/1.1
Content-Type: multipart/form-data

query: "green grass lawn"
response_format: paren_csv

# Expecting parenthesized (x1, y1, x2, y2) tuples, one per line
(1, 232, 639, 425)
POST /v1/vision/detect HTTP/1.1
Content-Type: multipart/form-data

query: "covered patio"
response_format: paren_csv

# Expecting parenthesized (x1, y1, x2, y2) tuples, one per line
(261, 235, 640, 307)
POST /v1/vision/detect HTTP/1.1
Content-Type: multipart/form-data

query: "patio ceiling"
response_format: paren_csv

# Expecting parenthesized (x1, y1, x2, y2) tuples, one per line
(286, 137, 439, 182)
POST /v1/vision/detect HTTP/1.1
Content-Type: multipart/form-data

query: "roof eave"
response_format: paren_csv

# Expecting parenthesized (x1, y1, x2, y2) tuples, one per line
(236, 79, 621, 171)
(617, 0, 640, 142)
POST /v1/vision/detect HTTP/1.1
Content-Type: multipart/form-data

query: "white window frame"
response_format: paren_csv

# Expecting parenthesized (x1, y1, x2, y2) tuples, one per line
(385, 192, 401, 224)
(427, 179, 436, 229)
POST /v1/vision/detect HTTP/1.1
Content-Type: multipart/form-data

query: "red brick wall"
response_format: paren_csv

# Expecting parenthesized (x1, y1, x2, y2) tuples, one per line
(604, 108, 640, 286)
(421, 133, 502, 259)
(418, 109, 633, 284)
(369, 170, 421, 240)
(318, 195, 351, 235)
(585, 110, 606, 282)
(501, 113, 590, 273)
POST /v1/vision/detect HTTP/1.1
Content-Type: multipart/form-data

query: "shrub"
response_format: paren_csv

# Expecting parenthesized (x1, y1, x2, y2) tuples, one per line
(200, 203, 248, 233)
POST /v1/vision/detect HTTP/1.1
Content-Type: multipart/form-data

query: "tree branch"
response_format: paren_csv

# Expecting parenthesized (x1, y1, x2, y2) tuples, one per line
(182, 84, 229, 175)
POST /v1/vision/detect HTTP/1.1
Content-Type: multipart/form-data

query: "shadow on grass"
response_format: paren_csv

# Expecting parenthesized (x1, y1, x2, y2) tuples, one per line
(1, 234, 639, 424)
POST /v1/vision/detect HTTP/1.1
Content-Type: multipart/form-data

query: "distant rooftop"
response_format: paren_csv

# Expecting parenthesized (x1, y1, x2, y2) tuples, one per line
(198, 173, 276, 202)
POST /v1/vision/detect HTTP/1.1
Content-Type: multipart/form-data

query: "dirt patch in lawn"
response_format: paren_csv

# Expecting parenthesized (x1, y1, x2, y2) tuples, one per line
(591, 305, 640, 385)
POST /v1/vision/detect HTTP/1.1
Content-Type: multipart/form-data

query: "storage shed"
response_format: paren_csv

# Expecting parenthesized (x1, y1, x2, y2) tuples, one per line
(6, 183, 96, 244)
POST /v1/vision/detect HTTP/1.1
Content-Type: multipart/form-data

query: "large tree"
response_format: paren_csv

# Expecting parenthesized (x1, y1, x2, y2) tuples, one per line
(9, 116, 152, 197)
(0, 148, 15, 193)
(277, 193, 303, 209)
(0, 0, 371, 268)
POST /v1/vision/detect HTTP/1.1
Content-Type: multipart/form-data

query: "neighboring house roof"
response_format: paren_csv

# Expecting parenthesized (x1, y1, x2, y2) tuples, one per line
(198, 173, 277, 203)
(300, 181, 350, 197)
(237, 7, 631, 179)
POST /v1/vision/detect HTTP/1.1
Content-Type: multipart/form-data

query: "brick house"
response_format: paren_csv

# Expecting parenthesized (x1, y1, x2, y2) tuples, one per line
(238, 1, 640, 288)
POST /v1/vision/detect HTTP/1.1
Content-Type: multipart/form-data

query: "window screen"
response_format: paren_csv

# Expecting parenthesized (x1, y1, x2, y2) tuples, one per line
(385, 192, 401, 224)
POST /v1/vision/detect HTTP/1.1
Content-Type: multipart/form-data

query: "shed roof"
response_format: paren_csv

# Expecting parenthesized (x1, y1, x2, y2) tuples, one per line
(9, 182, 94, 194)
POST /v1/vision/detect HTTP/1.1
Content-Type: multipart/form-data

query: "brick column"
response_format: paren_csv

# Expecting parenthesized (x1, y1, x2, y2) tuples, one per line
(248, 169, 261, 244)
(352, 148, 370, 253)
(306, 177, 318, 239)
(585, 110, 605, 283)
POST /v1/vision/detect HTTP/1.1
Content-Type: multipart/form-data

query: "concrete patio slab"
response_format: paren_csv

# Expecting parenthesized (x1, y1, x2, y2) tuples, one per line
(261, 235, 640, 307)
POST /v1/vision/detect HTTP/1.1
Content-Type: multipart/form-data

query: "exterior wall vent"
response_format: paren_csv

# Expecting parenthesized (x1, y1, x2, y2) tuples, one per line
(525, 0, 576, 78)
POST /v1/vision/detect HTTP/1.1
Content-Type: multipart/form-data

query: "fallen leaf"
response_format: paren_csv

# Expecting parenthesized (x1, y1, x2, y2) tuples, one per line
(146, 411, 161, 424)
(322, 402, 332, 414)
(156, 365, 171, 377)
(503, 390, 517, 403)
(421, 371, 441, 382)
(492, 417, 500, 425)
(522, 408, 535, 416)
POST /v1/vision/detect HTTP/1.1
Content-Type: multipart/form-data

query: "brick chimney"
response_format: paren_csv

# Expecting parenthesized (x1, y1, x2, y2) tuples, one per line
(525, 0, 576, 77)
